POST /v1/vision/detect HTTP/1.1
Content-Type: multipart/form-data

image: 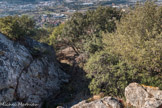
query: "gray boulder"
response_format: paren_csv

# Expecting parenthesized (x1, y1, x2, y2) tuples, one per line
(72, 96, 123, 108)
(0, 33, 69, 107)
(125, 82, 162, 108)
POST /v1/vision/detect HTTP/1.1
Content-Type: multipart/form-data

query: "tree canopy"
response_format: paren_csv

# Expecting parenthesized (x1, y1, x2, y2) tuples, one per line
(50, 7, 121, 54)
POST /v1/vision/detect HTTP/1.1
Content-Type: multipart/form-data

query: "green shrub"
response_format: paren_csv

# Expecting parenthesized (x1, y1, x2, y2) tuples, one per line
(49, 23, 65, 48)
(103, 1, 162, 76)
(0, 15, 35, 40)
(85, 1, 162, 97)
(85, 51, 137, 97)
(85, 51, 161, 97)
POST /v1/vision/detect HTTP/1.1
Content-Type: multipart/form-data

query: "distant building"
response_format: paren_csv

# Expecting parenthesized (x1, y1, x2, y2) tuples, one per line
(82, 2, 94, 6)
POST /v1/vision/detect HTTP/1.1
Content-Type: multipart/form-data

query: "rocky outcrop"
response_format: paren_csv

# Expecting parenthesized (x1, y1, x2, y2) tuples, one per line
(71, 96, 123, 108)
(125, 82, 162, 108)
(0, 33, 69, 107)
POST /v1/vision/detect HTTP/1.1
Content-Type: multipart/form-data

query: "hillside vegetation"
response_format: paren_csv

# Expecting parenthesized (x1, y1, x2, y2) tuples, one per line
(0, 15, 35, 40)
(85, 2, 162, 96)
(0, 0, 161, 101)
(50, 1, 162, 97)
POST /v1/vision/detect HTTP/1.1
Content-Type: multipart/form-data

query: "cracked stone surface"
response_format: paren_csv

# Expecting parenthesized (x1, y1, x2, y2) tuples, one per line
(71, 97, 123, 108)
(125, 83, 162, 108)
(0, 33, 69, 107)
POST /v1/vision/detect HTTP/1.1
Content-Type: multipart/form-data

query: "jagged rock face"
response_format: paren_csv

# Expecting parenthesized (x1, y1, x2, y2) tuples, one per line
(0, 33, 69, 107)
(125, 83, 162, 108)
(71, 97, 123, 108)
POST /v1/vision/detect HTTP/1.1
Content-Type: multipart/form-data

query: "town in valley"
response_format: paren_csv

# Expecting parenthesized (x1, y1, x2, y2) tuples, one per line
(0, 0, 161, 28)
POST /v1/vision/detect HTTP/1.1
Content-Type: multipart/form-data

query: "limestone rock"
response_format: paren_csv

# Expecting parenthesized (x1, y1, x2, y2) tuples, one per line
(125, 82, 162, 108)
(0, 33, 69, 107)
(72, 97, 123, 108)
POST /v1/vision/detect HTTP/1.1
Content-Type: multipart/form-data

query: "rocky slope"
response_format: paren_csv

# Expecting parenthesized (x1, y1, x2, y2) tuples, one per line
(71, 83, 162, 108)
(0, 33, 69, 107)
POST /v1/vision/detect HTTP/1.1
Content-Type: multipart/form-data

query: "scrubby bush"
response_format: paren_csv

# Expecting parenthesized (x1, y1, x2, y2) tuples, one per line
(104, 1, 162, 76)
(49, 24, 65, 48)
(33, 27, 53, 44)
(85, 1, 162, 97)
(0, 15, 35, 40)
(85, 51, 137, 97)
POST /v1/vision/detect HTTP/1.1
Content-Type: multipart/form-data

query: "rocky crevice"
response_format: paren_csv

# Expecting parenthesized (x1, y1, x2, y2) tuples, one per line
(14, 59, 34, 101)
